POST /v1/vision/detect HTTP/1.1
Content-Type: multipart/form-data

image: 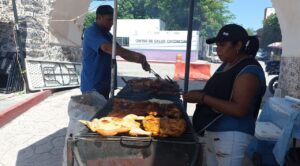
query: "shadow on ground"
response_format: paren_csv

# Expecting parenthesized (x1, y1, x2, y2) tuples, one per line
(16, 128, 67, 166)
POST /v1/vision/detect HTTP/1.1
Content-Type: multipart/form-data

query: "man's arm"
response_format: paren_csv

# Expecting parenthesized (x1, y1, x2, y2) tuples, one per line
(100, 43, 150, 71)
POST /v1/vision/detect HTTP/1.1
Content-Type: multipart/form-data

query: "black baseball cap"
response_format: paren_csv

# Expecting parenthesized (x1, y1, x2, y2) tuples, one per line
(96, 5, 113, 15)
(206, 24, 249, 44)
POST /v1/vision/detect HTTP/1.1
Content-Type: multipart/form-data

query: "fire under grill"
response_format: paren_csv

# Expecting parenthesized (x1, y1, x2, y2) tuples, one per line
(67, 84, 203, 166)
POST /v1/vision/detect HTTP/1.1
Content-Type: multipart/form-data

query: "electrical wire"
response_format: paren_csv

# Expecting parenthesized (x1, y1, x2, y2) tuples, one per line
(12, 24, 27, 92)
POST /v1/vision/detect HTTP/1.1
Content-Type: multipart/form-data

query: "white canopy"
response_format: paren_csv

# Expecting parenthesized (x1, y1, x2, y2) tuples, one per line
(272, 0, 300, 57)
(48, 0, 91, 47)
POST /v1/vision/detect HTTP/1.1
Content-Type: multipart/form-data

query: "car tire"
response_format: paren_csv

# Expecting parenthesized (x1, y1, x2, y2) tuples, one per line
(268, 76, 279, 95)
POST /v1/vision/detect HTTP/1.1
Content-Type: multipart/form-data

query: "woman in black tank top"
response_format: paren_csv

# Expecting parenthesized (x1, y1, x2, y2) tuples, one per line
(183, 24, 266, 166)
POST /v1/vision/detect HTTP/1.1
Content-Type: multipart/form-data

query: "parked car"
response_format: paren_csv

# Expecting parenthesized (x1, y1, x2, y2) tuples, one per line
(265, 60, 280, 74)
(207, 44, 221, 63)
(265, 60, 280, 94)
(209, 55, 222, 63)
(256, 50, 269, 61)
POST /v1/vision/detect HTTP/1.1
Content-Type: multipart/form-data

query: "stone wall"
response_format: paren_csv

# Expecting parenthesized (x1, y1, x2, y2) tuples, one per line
(278, 56, 300, 98)
(0, 0, 15, 53)
(272, 0, 300, 98)
(0, 22, 16, 53)
(0, 0, 82, 62)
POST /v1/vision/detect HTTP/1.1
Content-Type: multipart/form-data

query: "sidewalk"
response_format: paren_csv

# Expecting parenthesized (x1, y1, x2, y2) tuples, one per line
(0, 90, 52, 127)
(0, 88, 81, 166)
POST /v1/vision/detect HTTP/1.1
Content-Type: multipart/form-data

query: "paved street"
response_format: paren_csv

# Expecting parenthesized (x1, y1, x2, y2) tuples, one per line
(0, 60, 273, 166)
(0, 89, 81, 166)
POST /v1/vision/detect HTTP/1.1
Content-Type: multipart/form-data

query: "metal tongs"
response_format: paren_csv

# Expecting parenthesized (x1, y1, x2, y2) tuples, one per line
(150, 68, 174, 84)
(150, 68, 162, 79)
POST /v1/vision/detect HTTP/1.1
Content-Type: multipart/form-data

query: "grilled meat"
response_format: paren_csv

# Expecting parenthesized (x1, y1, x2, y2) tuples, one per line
(109, 98, 182, 118)
(142, 116, 187, 137)
(142, 115, 160, 136)
(159, 117, 187, 137)
(127, 78, 180, 94)
(79, 114, 151, 136)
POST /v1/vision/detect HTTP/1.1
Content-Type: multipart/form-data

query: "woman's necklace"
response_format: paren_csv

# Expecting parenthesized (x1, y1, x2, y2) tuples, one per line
(224, 55, 250, 71)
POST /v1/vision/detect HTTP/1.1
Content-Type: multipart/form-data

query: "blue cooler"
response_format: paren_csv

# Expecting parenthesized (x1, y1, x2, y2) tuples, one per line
(247, 122, 282, 166)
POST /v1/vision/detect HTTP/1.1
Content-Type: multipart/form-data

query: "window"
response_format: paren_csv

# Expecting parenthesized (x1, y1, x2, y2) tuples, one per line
(116, 37, 129, 47)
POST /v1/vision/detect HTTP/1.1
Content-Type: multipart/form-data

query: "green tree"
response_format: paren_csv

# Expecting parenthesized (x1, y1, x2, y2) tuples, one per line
(197, 0, 234, 37)
(260, 13, 282, 50)
(84, 1, 233, 37)
(118, 0, 234, 59)
(246, 28, 256, 36)
(84, 11, 96, 28)
(118, 0, 233, 36)
(118, 0, 189, 30)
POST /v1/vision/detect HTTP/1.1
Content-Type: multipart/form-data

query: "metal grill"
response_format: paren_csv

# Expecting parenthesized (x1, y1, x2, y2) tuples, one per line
(91, 97, 197, 142)
(67, 86, 203, 166)
(68, 134, 202, 166)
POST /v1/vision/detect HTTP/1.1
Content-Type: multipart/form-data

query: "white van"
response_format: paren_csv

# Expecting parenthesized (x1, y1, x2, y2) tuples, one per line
(211, 44, 217, 56)
(208, 44, 221, 63)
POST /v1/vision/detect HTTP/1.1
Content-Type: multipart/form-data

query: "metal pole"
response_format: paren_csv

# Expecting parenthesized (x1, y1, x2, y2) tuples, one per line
(12, 0, 23, 58)
(12, 0, 27, 92)
(110, 0, 118, 98)
(183, 0, 195, 111)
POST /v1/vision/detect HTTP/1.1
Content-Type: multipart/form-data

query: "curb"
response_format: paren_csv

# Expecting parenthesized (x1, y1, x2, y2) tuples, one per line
(0, 90, 52, 127)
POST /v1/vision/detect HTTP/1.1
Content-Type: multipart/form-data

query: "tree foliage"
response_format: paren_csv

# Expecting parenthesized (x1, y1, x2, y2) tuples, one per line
(118, 0, 234, 37)
(245, 28, 255, 36)
(260, 13, 282, 50)
(197, 0, 234, 37)
(84, 11, 96, 28)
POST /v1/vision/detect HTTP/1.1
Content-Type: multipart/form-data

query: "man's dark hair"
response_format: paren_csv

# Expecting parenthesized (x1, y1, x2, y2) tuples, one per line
(96, 5, 113, 15)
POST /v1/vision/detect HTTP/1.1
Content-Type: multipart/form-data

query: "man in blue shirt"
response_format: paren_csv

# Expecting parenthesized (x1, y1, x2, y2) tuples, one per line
(81, 5, 151, 99)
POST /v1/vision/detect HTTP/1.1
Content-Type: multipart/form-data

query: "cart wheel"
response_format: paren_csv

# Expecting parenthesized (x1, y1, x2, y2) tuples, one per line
(252, 152, 262, 166)
(268, 76, 279, 95)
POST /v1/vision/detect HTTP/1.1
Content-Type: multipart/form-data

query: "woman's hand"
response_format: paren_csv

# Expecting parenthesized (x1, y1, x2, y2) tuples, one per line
(183, 90, 206, 104)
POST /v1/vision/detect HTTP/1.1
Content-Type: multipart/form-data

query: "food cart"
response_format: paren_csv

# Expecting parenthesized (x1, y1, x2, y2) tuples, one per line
(66, 0, 201, 165)
(66, 79, 203, 165)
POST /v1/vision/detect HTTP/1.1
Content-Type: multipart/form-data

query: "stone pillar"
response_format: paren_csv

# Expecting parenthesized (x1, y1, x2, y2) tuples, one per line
(0, 0, 84, 62)
(272, 0, 300, 98)
(0, 0, 16, 53)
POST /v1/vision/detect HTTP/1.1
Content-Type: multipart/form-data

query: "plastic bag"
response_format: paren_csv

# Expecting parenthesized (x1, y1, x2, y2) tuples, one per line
(63, 91, 107, 166)
(66, 92, 107, 135)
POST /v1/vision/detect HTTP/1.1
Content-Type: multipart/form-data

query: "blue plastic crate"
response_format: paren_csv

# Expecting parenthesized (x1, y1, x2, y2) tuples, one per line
(247, 137, 279, 166)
